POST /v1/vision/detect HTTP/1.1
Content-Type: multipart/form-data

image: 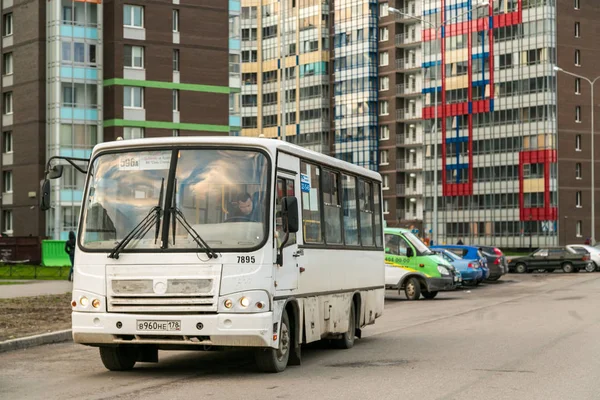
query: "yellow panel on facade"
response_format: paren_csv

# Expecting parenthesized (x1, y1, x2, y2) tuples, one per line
(263, 60, 278, 71)
(242, 63, 258, 73)
(242, 128, 260, 137)
(263, 127, 279, 138)
(445, 49, 468, 64)
(446, 76, 468, 90)
(523, 179, 545, 193)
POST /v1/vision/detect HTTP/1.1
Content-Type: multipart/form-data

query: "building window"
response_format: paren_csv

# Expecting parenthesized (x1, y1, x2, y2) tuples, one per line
(3, 170, 12, 192)
(379, 51, 389, 66)
(3, 92, 12, 115)
(380, 76, 389, 91)
(3, 131, 12, 153)
(124, 4, 143, 27)
(173, 9, 179, 32)
(576, 78, 581, 94)
(3, 210, 12, 234)
(380, 150, 389, 165)
(123, 127, 144, 140)
(124, 86, 143, 108)
(124, 45, 144, 68)
(379, 101, 389, 116)
(576, 191, 582, 208)
(576, 162, 582, 179)
(383, 200, 389, 214)
(379, 27, 388, 42)
(173, 129, 179, 137)
(576, 134, 582, 151)
(3, 53, 12, 76)
(172, 89, 179, 111)
(173, 49, 180, 71)
(380, 2, 389, 17)
(575, 0, 580, 9)
(382, 175, 389, 190)
(3, 13, 13, 37)
(575, 22, 580, 38)
(575, 49, 581, 66)
(380, 125, 389, 140)
(576, 106, 581, 122)
(576, 220, 582, 237)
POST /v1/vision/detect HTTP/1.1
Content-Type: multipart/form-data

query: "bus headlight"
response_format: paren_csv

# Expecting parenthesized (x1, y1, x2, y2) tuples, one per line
(437, 265, 450, 276)
(219, 291, 270, 313)
(72, 290, 106, 312)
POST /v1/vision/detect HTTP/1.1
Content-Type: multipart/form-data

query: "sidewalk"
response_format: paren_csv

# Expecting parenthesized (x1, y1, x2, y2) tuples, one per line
(0, 280, 72, 299)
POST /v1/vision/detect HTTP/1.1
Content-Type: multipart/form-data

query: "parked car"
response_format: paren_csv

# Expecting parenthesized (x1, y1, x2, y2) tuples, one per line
(431, 245, 489, 284)
(474, 245, 508, 281)
(566, 245, 600, 272)
(507, 246, 593, 273)
(433, 249, 483, 286)
(384, 228, 460, 300)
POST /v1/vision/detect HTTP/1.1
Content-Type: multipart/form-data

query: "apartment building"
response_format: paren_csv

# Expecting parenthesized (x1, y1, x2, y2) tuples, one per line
(0, 0, 238, 239)
(377, 0, 424, 230)
(418, 0, 600, 247)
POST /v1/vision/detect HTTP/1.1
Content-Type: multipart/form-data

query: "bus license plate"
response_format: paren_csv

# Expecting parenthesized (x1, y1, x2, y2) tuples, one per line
(137, 320, 181, 332)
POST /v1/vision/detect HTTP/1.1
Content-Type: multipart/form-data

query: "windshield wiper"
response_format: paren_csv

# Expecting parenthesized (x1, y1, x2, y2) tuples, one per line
(108, 179, 165, 260)
(170, 207, 218, 259)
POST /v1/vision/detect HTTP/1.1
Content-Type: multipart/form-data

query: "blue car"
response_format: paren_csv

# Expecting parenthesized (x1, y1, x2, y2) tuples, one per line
(432, 245, 489, 284)
(433, 249, 483, 286)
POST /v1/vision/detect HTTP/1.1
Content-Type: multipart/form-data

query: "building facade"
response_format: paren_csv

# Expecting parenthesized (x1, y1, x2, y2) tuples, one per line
(0, 0, 238, 239)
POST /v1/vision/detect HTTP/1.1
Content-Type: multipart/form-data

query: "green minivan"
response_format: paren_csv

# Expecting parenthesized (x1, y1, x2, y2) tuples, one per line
(384, 228, 459, 300)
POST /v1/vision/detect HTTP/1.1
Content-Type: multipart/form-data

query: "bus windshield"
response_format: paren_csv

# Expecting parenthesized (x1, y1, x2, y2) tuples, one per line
(80, 148, 270, 251)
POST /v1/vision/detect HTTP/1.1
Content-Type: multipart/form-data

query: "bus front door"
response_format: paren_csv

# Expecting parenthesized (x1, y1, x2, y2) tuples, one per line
(275, 172, 299, 291)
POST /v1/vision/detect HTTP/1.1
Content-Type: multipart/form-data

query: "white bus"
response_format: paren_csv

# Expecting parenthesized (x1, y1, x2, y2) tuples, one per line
(41, 137, 385, 373)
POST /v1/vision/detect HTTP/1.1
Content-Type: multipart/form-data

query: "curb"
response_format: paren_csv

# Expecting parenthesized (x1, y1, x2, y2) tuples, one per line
(0, 330, 72, 354)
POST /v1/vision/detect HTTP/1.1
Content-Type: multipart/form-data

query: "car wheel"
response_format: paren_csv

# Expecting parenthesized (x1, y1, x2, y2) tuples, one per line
(562, 263, 574, 274)
(515, 263, 527, 274)
(584, 263, 595, 273)
(486, 275, 501, 282)
(422, 291, 438, 299)
(404, 277, 421, 300)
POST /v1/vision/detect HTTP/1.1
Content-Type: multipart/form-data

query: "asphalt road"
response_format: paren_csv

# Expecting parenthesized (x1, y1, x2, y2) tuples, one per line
(2, 272, 600, 400)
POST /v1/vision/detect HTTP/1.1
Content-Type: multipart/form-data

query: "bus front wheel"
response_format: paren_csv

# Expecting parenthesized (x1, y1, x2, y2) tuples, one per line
(255, 310, 290, 373)
(99, 346, 137, 371)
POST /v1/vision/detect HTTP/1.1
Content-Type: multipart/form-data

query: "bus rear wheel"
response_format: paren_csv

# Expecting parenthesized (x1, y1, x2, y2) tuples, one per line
(255, 310, 290, 373)
(332, 301, 356, 349)
(99, 346, 137, 371)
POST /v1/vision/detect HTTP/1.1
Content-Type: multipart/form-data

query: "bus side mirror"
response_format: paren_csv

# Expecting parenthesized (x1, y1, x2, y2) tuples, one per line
(48, 165, 64, 179)
(406, 247, 414, 258)
(282, 196, 298, 233)
(40, 179, 51, 211)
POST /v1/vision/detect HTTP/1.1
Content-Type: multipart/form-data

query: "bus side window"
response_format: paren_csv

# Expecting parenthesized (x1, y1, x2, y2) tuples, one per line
(275, 177, 296, 246)
(322, 169, 342, 244)
(301, 161, 323, 244)
(342, 174, 360, 246)
(358, 179, 374, 246)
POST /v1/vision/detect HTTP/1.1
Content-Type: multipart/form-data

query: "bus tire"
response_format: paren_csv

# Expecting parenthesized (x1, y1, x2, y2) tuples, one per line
(332, 301, 356, 349)
(255, 310, 290, 373)
(422, 290, 438, 299)
(404, 277, 421, 300)
(99, 346, 137, 371)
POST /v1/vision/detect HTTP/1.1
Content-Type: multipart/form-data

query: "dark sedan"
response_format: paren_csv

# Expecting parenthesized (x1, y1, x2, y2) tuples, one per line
(508, 247, 593, 273)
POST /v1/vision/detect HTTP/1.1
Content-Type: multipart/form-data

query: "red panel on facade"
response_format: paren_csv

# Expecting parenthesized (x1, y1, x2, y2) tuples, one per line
(519, 150, 557, 222)
(445, 183, 473, 197)
(422, 18, 489, 41)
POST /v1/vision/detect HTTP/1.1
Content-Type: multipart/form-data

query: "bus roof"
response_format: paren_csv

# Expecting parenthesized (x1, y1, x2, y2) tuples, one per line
(91, 136, 381, 181)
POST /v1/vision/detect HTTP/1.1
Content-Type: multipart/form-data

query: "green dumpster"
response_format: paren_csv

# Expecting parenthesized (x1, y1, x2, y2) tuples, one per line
(42, 240, 71, 267)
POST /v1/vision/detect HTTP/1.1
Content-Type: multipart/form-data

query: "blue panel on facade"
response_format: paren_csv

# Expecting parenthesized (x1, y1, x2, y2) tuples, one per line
(60, 25, 98, 39)
(61, 107, 98, 121)
(229, 115, 241, 127)
(472, 79, 490, 87)
(446, 136, 469, 143)
(472, 52, 489, 60)
(446, 163, 469, 170)
(422, 86, 442, 94)
(60, 190, 83, 202)
(60, 66, 98, 80)
(490, 99, 494, 112)
(229, 39, 241, 50)
(229, 0, 241, 12)
(422, 60, 442, 68)
(468, 102, 472, 114)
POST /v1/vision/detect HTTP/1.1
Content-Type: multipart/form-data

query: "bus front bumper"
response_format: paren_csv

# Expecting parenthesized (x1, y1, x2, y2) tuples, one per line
(72, 311, 274, 348)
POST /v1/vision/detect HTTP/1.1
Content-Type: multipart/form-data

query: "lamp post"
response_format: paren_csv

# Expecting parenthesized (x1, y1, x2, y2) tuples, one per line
(554, 66, 600, 245)
(529, 213, 533, 252)
(389, 1, 489, 245)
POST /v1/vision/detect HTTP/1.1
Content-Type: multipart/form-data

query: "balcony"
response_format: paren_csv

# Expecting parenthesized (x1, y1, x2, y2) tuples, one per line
(396, 184, 405, 196)
(396, 158, 423, 171)
(396, 83, 420, 96)
(393, 8, 419, 23)
(396, 58, 420, 71)
(396, 109, 421, 121)
(396, 133, 423, 147)
(395, 31, 421, 46)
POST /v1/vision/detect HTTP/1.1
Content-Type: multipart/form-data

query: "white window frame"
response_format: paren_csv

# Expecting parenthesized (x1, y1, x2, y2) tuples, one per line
(123, 127, 144, 140)
(576, 162, 582, 179)
(3, 131, 12, 154)
(380, 150, 389, 165)
(173, 9, 179, 32)
(173, 49, 180, 71)
(576, 105, 581, 122)
(3, 13, 13, 37)
(575, 22, 580, 38)
(380, 2, 389, 17)
(383, 200, 389, 215)
(576, 134, 582, 151)
(3, 209, 12, 234)
(3, 92, 12, 115)
(124, 86, 144, 108)
(124, 45, 144, 69)
(575, 49, 581, 66)
(575, 0, 580, 9)
(379, 51, 389, 67)
(173, 89, 179, 112)
(3, 52, 12, 76)
(124, 4, 144, 28)
(575, 78, 581, 94)
(380, 76, 389, 91)
(576, 220, 582, 237)
(382, 175, 389, 190)
(379, 27, 388, 42)
(380, 100, 389, 116)
(3, 170, 12, 193)
(576, 191, 582, 208)
(380, 125, 389, 140)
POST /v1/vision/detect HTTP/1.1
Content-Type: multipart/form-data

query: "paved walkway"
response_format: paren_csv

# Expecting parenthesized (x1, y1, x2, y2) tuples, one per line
(0, 280, 72, 299)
